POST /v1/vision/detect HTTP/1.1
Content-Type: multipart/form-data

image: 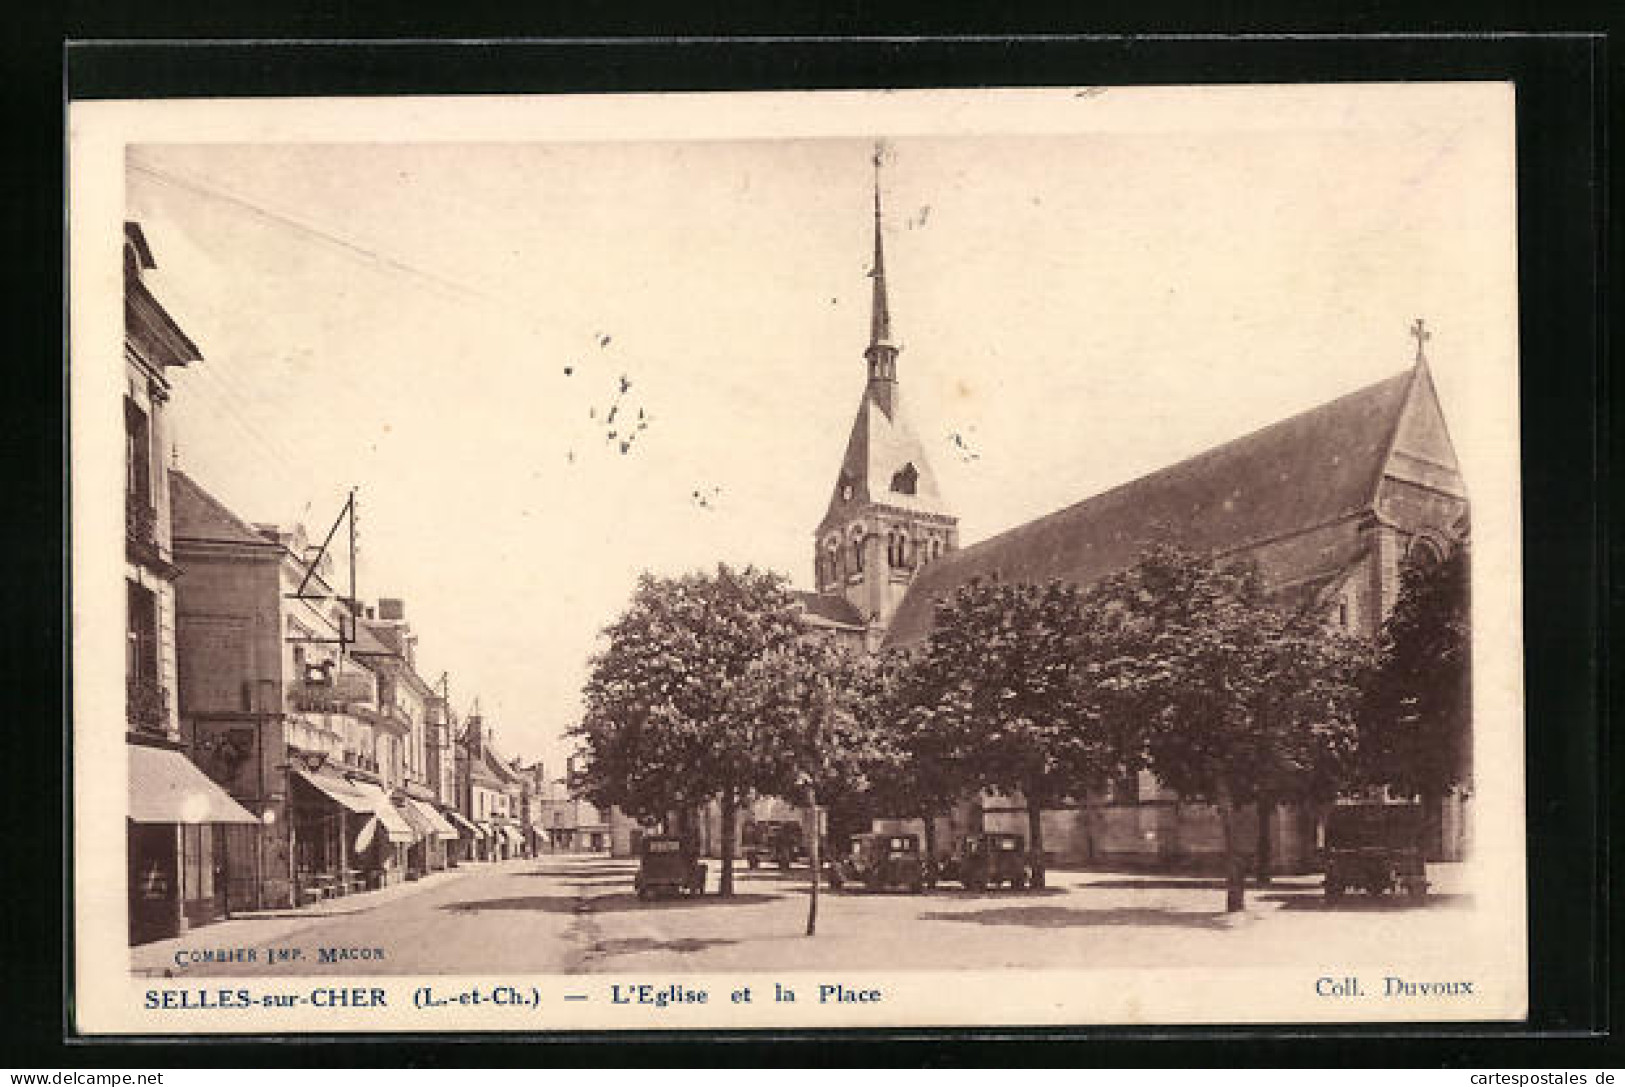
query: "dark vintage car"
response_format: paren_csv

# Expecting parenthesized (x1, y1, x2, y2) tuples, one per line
(742, 819, 805, 870)
(1322, 803, 1429, 901)
(634, 835, 707, 900)
(935, 832, 1033, 891)
(827, 833, 925, 893)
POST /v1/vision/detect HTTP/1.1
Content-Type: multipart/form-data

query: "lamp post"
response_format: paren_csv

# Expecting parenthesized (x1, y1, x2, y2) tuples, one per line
(804, 678, 830, 938)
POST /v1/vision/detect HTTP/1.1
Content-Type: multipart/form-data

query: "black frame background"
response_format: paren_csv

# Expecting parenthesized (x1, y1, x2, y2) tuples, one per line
(2, 28, 1608, 1066)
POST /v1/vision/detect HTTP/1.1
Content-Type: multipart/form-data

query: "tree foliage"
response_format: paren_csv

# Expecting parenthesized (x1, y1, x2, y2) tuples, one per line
(1359, 542, 1472, 800)
(1091, 545, 1370, 910)
(569, 564, 803, 896)
(731, 635, 885, 934)
(843, 648, 963, 855)
(914, 579, 1124, 886)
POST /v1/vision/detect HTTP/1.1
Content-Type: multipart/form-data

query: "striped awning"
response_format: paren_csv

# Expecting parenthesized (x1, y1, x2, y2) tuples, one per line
(349, 781, 415, 843)
(406, 798, 458, 839)
(129, 746, 258, 825)
(395, 797, 437, 840)
(292, 767, 374, 815)
(446, 810, 480, 840)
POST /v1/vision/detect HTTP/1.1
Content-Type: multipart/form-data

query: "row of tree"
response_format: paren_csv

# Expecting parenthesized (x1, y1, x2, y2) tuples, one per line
(571, 542, 1470, 917)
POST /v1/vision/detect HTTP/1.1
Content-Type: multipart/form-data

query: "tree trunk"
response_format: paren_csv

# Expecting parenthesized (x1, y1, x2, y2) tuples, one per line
(1255, 795, 1274, 886)
(718, 791, 738, 898)
(1026, 795, 1046, 889)
(920, 806, 938, 860)
(804, 786, 820, 936)
(1216, 781, 1245, 912)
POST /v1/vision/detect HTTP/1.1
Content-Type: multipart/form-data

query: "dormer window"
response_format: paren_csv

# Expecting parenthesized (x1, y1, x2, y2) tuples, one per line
(890, 462, 918, 496)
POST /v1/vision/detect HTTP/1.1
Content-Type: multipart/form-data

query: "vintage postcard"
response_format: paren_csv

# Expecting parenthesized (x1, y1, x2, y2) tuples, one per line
(70, 84, 1526, 1034)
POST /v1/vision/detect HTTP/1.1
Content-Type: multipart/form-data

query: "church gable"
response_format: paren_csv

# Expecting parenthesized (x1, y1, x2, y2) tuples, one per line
(863, 392, 948, 513)
(1373, 364, 1469, 548)
(819, 384, 952, 534)
(1380, 363, 1466, 498)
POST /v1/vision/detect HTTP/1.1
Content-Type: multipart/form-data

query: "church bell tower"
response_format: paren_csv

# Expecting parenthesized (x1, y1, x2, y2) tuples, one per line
(813, 144, 958, 638)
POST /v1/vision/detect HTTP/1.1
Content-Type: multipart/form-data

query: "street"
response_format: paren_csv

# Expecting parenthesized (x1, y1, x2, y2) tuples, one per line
(136, 854, 1480, 978)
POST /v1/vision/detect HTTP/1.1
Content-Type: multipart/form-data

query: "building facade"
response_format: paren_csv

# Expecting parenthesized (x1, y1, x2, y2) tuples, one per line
(537, 761, 611, 854)
(171, 474, 469, 909)
(124, 223, 259, 945)
(354, 600, 455, 876)
(457, 717, 527, 860)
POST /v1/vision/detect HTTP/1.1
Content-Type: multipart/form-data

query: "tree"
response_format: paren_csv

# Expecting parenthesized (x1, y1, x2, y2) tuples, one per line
(570, 564, 803, 897)
(917, 579, 1121, 888)
(733, 636, 886, 935)
(1094, 546, 1368, 911)
(1359, 541, 1472, 849)
(836, 648, 961, 860)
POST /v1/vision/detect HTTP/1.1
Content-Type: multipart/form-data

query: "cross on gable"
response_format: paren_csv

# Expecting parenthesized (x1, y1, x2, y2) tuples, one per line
(1410, 318, 1431, 364)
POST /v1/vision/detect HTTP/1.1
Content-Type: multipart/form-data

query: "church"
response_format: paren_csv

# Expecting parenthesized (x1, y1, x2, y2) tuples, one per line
(792, 162, 1472, 872)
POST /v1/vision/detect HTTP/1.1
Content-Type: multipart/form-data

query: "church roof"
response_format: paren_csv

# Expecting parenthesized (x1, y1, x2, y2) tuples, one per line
(885, 367, 1419, 648)
(818, 388, 953, 532)
(792, 590, 865, 630)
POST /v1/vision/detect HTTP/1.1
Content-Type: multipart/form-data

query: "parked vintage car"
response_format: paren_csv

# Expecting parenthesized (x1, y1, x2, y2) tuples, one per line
(1322, 803, 1429, 901)
(634, 835, 707, 900)
(935, 832, 1033, 891)
(742, 819, 805, 870)
(827, 833, 925, 893)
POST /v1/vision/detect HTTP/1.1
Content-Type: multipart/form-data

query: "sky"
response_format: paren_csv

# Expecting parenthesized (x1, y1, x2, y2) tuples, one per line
(121, 85, 1518, 777)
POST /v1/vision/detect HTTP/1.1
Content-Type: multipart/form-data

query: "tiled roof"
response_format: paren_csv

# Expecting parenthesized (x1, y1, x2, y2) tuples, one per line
(349, 622, 395, 657)
(355, 620, 403, 656)
(885, 368, 1417, 648)
(792, 590, 865, 630)
(169, 470, 279, 550)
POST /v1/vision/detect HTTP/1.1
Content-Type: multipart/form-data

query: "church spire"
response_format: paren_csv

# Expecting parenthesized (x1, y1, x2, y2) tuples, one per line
(865, 142, 900, 409)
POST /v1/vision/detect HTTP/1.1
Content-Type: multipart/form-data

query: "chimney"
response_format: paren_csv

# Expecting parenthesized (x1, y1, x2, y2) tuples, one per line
(378, 598, 405, 622)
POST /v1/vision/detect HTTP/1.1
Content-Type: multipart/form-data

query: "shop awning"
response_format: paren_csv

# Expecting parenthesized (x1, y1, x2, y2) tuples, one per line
(396, 797, 436, 840)
(292, 768, 374, 815)
(354, 816, 379, 853)
(475, 820, 494, 840)
(349, 781, 415, 843)
(499, 824, 523, 848)
(407, 798, 458, 839)
(446, 810, 479, 840)
(129, 745, 259, 825)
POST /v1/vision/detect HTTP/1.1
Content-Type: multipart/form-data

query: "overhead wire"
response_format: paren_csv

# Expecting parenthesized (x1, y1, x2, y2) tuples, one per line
(126, 157, 553, 333)
(129, 154, 567, 472)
